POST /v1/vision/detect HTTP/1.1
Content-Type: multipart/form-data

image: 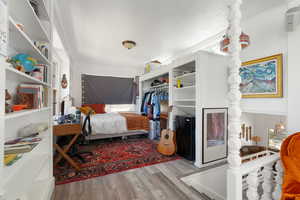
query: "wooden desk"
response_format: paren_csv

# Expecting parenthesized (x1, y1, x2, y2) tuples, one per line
(53, 123, 81, 171)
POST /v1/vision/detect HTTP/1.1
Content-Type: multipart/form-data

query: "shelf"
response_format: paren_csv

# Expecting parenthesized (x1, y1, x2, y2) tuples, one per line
(3, 137, 49, 187)
(9, 0, 50, 42)
(6, 65, 50, 87)
(35, 0, 50, 21)
(175, 72, 196, 80)
(9, 17, 50, 65)
(144, 83, 169, 91)
(174, 85, 195, 90)
(5, 107, 50, 120)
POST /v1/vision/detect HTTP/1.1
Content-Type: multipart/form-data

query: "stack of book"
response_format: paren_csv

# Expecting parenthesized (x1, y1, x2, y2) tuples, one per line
(18, 84, 47, 109)
(4, 136, 42, 166)
(35, 64, 48, 83)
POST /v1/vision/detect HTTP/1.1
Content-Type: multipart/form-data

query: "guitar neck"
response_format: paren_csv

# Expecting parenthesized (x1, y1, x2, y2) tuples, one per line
(166, 106, 173, 130)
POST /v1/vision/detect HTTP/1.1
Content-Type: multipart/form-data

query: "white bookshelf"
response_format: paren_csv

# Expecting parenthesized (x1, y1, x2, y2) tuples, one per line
(0, 0, 54, 199)
(5, 107, 51, 120)
(6, 65, 50, 87)
(9, 0, 50, 41)
(9, 17, 50, 65)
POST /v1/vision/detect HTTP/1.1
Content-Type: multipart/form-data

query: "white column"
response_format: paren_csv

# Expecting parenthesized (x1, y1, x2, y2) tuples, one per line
(227, 0, 242, 170)
(261, 164, 274, 200)
(246, 170, 259, 200)
(273, 160, 283, 200)
(226, 1, 243, 199)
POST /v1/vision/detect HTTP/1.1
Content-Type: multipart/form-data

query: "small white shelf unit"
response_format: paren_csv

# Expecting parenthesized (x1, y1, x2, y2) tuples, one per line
(0, 0, 54, 199)
(172, 61, 196, 115)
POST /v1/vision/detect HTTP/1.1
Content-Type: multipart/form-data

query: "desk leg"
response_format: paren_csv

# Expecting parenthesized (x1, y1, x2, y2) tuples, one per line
(54, 133, 80, 166)
(54, 143, 81, 171)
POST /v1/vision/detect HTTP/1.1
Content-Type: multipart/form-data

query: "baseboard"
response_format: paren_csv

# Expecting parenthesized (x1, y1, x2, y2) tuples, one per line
(194, 158, 227, 169)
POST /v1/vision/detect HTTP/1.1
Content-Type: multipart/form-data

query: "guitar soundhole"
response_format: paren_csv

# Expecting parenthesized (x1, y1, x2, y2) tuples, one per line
(165, 134, 169, 139)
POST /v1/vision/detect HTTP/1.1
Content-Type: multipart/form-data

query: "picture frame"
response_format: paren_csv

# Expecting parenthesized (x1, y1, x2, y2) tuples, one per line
(240, 54, 283, 98)
(202, 108, 228, 164)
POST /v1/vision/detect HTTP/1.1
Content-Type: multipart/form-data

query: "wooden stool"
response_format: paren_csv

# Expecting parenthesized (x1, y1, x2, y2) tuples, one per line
(53, 123, 82, 171)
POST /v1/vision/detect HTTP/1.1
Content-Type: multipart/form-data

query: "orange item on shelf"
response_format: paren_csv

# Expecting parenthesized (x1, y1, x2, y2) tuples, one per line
(281, 132, 300, 200)
(12, 105, 27, 111)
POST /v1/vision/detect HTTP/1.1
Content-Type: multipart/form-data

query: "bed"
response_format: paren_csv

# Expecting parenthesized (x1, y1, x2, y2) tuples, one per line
(83, 112, 149, 140)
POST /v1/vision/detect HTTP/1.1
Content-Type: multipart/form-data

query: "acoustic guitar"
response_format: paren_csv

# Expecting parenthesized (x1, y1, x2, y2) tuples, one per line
(157, 106, 176, 156)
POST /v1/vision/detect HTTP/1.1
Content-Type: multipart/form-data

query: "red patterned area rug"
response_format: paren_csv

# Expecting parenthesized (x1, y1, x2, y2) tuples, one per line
(54, 138, 181, 185)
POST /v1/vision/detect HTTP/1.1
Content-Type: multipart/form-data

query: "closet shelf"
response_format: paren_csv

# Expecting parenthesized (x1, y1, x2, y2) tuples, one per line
(6, 65, 50, 87)
(5, 107, 50, 120)
(175, 72, 196, 79)
(9, 17, 50, 65)
(144, 83, 169, 91)
(174, 85, 195, 90)
(9, 0, 50, 42)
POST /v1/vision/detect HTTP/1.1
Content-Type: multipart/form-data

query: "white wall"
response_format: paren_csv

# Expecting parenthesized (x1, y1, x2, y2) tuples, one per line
(70, 61, 142, 106)
(240, 3, 288, 115)
(53, 48, 70, 100)
(287, 2, 300, 133)
(241, 113, 286, 146)
(195, 51, 228, 167)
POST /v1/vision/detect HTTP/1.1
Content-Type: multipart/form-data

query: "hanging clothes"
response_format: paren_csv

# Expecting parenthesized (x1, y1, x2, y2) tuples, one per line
(151, 92, 160, 120)
(141, 88, 168, 118)
(140, 92, 148, 113)
(141, 92, 152, 115)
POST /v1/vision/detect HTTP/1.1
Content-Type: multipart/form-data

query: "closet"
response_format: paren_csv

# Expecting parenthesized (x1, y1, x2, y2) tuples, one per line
(139, 69, 170, 139)
(139, 51, 228, 168)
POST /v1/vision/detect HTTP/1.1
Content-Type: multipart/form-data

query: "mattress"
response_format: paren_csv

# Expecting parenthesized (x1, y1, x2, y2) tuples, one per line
(84, 112, 149, 136)
(119, 112, 150, 131)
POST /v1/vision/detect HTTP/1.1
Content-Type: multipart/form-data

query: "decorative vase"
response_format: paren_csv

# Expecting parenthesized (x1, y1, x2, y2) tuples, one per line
(5, 89, 12, 113)
(61, 74, 68, 89)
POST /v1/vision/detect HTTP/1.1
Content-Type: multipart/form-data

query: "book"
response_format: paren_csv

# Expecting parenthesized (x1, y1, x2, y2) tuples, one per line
(4, 154, 22, 166)
(4, 134, 40, 145)
(5, 143, 38, 154)
(19, 93, 34, 109)
(35, 64, 48, 83)
(18, 84, 46, 109)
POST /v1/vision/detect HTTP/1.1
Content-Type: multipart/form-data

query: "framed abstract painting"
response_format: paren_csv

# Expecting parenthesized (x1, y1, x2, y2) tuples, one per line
(202, 108, 228, 164)
(240, 54, 283, 98)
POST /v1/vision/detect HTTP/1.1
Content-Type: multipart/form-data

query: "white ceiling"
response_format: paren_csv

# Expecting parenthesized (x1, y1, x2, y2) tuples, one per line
(54, 0, 284, 69)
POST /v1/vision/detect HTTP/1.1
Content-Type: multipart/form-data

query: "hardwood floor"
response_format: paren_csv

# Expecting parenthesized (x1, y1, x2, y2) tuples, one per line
(53, 159, 211, 200)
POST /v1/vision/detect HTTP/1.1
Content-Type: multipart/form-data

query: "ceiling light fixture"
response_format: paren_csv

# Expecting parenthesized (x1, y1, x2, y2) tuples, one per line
(122, 40, 136, 50)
